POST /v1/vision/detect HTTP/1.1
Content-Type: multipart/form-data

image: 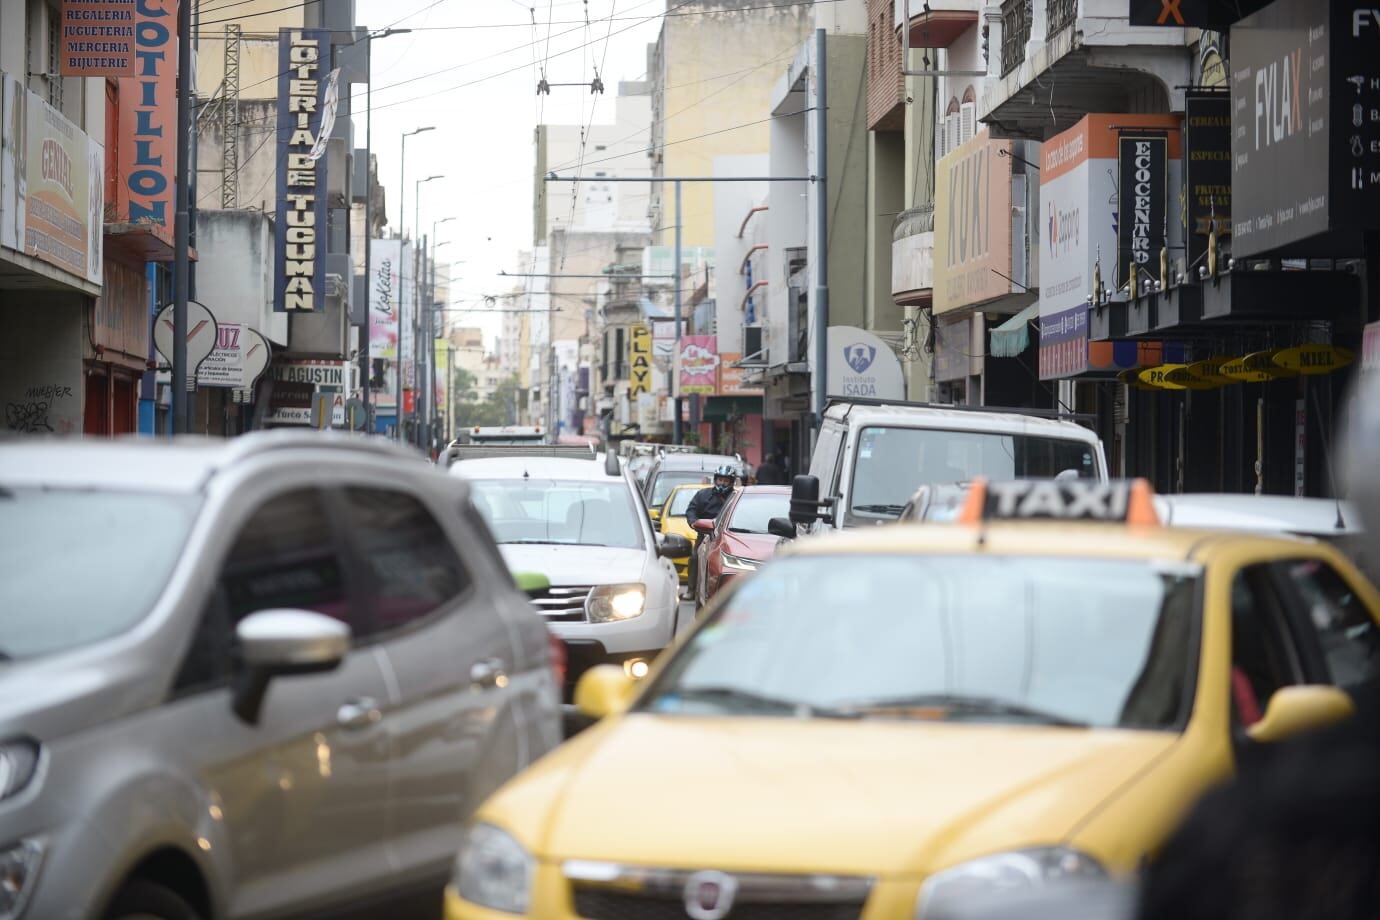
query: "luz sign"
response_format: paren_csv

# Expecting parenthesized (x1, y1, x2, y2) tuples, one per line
(273, 29, 331, 313)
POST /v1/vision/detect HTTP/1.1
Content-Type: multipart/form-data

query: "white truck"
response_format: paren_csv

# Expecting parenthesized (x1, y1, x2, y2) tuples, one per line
(777, 398, 1109, 535)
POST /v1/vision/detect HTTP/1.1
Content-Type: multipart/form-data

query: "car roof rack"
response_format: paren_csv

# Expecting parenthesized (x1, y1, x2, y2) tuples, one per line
(444, 442, 598, 466)
(824, 395, 1097, 423)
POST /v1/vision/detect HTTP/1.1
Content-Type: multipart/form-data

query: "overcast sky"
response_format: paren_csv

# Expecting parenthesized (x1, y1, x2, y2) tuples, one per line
(355, 0, 665, 350)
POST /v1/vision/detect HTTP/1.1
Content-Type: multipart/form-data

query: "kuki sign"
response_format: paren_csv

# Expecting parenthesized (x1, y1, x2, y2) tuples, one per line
(273, 29, 331, 313)
(1117, 134, 1167, 289)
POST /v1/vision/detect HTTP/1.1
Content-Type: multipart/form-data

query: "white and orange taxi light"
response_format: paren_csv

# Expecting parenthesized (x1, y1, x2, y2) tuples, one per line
(958, 478, 1161, 526)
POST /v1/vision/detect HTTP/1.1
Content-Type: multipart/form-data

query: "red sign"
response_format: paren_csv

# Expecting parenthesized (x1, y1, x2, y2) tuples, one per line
(403, 389, 415, 414)
(115, 0, 177, 225)
(60, 0, 137, 76)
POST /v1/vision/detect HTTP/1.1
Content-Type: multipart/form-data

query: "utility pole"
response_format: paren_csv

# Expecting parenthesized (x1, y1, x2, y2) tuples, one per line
(673, 179, 682, 443)
(813, 27, 829, 426)
(171, 0, 192, 433)
(396, 126, 433, 441)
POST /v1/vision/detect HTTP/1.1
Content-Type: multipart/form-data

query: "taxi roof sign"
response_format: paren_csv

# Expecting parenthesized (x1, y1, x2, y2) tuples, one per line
(957, 478, 1160, 526)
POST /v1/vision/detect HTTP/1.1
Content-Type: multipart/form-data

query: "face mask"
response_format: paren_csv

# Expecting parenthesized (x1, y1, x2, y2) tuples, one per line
(713, 481, 732, 494)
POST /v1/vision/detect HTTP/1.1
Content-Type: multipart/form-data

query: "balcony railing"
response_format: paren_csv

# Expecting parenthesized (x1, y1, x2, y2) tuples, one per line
(1046, 0, 1075, 37)
(1000, 0, 1031, 77)
(892, 204, 934, 243)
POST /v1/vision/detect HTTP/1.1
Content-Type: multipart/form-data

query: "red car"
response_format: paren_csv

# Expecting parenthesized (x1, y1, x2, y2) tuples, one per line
(690, 485, 791, 608)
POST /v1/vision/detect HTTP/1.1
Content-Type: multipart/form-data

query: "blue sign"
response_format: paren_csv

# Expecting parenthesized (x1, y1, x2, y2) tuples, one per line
(273, 29, 331, 312)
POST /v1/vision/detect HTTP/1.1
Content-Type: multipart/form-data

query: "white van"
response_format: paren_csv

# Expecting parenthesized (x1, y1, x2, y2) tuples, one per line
(782, 399, 1109, 533)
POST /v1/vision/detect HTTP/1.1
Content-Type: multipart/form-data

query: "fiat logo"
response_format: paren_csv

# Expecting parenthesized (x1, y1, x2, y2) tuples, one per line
(683, 870, 738, 920)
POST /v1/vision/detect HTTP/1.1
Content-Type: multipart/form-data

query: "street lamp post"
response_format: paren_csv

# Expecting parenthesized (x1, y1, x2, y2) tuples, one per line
(427, 219, 455, 451)
(395, 126, 434, 442)
(411, 175, 443, 446)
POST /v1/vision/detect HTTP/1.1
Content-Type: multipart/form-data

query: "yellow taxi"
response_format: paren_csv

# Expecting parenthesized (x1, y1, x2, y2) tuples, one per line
(658, 482, 707, 585)
(444, 479, 1380, 919)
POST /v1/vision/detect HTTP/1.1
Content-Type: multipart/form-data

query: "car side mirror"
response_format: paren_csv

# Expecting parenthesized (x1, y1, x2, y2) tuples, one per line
(232, 609, 351, 724)
(790, 474, 830, 526)
(574, 664, 636, 720)
(659, 533, 692, 557)
(1247, 685, 1354, 744)
(692, 518, 716, 534)
(768, 517, 796, 540)
(513, 572, 551, 593)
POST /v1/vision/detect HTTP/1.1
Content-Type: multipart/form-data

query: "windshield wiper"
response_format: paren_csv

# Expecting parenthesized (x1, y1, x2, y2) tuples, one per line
(837, 693, 1089, 727)
(728, 527, 764, 534)
(851, 503, 907, 515)
(658, 686, 860, 720)
(501, 539, 568, 545)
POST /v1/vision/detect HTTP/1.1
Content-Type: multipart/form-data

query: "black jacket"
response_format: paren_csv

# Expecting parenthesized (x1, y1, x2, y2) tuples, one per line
(685, 487, 730, 528)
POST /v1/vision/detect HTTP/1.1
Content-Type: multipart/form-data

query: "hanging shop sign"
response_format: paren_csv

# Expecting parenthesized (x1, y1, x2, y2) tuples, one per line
(629, 323, 652, 396)
(266, 359, 347, 425)
(0, 77, 105, 284)
(91, 257, 150, 361)
(152, 300, 218, 389)
(273, 29, 331, 313)
(1230, 0, 1380, 258)
(1220, 355, 1283, 383)
(59, 0, 136, 77)
(1129, 0, 1272, 29)
(933, 128, 1014, 314)
(1183, 92, 1231, 273)
(678, 335, 719, 396)
(718, 352, 763, 396)
(233, 327, 272, 403)
(827, 326, 905, 400)
(197, 322, 246, 388)
(1271, 344, 1355, 374)
(1186, 357, 1234, 386)
(1364, 322, 1380, 370)
(369, 237, 400, 360)
(1117, 134, 1167, 290)
(1038, 113, 1182, 379)
(1138, 364, 1189, 389)
(114, 0, 175, 226)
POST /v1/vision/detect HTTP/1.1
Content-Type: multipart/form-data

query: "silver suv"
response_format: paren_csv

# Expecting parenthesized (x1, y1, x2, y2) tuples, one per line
(0, 432, 561, 920)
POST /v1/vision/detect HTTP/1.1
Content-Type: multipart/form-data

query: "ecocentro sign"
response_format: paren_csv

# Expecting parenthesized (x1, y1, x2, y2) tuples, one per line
(826, 326, 905, 400)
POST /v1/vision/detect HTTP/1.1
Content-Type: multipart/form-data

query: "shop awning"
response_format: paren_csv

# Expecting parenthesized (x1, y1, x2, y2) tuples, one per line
(702, 395, 762, 421)
(990, 304, 1038, 358)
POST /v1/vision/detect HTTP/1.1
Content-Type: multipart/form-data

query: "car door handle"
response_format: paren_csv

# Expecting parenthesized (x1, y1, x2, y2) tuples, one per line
(336, 697, 382, 729)
(470, 658, 509, 689)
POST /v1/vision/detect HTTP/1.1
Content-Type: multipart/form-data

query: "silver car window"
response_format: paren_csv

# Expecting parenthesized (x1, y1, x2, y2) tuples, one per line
(0, 487, 197, 661)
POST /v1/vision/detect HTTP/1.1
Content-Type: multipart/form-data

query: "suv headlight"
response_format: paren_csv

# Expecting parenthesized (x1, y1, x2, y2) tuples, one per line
(720, 550, 760, 572)
(0, 839, 44, 920)
(454, 823, 533, 914)
(916, 847, 1105, 919)
(0, 741, 39, 804)
(587, 583, 646, 622)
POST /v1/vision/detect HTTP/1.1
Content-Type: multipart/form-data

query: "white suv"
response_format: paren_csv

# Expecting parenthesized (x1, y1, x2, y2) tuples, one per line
(449, 449, 689, 694)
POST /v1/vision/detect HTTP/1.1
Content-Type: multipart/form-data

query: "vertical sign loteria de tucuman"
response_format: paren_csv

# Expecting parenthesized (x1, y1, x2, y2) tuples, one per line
(273, 29, 330, 313)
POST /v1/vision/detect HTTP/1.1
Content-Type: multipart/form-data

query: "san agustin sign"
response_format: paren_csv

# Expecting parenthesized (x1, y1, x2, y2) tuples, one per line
(273, 29, 331, 313)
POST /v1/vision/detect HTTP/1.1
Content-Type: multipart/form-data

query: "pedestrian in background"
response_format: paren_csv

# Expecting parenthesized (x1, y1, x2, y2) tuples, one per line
(756, 451, 788, 485)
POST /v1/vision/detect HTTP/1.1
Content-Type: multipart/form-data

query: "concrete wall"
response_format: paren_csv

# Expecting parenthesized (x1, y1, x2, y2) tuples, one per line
(820, 34, 869, 332)
(867, 130, 905, 332)
(0, 295, 85, 434)
(655, 0, 815, 248)
(196, 99, 279, 211)
(712, 154, 769, 355)
(194, 209, 288, 345)
(767, 94, 807, 369)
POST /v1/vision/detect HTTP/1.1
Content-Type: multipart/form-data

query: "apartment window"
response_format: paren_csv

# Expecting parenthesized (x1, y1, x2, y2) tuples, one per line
(45, 2, 63, 110)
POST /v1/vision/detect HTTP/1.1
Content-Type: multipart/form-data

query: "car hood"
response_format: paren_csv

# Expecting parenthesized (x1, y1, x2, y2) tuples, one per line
(722, 531, 781, 560)
(525, 715, 1175, 876)
(499, 544, 647, 586)
(0, 648, 162, 743)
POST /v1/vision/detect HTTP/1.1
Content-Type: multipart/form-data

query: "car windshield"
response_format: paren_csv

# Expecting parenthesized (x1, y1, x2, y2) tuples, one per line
(727, 492, 790, 534)
(651, 471, 715, 507)
(667, 485, 708, 516)
(0, 488, 199, 661)
(849, 426, 1098, 522)
(469, 479, 644, 549)
(642, 554, 1197, 729)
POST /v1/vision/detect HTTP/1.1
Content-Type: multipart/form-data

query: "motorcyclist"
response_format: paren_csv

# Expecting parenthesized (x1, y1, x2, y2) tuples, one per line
(685, 465, 737, 592)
